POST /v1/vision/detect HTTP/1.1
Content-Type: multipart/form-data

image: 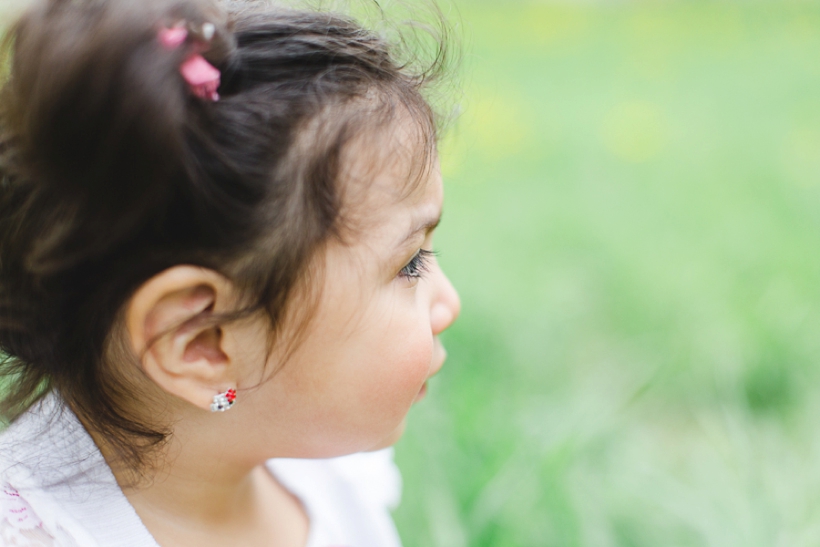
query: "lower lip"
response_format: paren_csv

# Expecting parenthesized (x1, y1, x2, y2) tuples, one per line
(414, 382, 428, 402)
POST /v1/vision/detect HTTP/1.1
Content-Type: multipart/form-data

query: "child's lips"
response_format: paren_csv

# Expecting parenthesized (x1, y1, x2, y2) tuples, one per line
(428, 341, 447, 377)
(415, 343, 447, 403)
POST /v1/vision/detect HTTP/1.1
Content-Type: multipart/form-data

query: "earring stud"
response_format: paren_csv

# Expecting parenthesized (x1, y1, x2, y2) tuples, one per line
(210, 388, 236, 412)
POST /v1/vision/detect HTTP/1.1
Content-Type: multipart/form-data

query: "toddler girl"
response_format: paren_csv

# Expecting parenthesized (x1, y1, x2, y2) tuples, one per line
(0, 0, 460, 545)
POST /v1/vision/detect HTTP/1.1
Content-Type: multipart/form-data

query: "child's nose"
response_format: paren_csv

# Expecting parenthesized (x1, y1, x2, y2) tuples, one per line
(431, 269, 460, 336)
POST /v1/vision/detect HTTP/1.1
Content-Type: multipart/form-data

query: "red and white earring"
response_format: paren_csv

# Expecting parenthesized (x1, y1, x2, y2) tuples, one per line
(210, 388, 236, 412)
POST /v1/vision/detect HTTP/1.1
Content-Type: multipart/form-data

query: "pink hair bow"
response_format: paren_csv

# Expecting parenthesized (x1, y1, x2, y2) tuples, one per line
(158, 24, 220, 101)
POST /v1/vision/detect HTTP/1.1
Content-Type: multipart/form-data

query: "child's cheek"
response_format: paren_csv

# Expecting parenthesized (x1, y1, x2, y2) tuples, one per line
(371, 325, 434, 412)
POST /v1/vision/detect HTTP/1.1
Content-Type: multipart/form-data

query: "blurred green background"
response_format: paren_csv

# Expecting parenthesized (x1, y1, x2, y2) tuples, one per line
(394, 1, 820, 546)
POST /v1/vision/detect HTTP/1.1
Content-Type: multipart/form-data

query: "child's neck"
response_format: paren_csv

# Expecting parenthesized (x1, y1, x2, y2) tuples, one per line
(96, 421, 309, 547)
(124, 466, 308, 546)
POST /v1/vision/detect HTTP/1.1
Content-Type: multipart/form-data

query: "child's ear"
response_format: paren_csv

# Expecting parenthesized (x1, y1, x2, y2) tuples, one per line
(125, 266, 238, 411)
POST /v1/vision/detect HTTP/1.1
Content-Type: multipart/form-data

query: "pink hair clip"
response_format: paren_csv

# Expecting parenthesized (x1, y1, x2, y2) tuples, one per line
(158, 24, 220, 101)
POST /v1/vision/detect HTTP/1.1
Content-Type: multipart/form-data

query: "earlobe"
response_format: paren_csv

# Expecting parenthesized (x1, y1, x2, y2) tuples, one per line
(125, 266, 237, 411)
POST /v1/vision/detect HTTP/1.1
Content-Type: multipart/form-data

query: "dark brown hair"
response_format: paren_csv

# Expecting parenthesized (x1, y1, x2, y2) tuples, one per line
(0, 0, 452, 468)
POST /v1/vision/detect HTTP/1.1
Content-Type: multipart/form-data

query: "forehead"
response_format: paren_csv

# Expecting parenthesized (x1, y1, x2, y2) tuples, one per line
(338, 113, 442, 234)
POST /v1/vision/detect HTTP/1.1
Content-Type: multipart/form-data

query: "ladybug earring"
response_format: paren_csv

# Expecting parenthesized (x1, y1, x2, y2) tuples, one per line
(210, 388, 236, 412)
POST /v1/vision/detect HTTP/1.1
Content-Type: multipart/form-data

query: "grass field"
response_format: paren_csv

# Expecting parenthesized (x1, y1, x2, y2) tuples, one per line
(393, 2, 820, 546)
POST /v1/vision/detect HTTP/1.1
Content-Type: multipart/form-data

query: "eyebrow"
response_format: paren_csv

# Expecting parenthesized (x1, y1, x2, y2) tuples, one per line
(399, 211, 442, 247)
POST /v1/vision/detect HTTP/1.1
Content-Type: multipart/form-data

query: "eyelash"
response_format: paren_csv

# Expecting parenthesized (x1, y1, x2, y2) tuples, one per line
(399, 249, 437, 280)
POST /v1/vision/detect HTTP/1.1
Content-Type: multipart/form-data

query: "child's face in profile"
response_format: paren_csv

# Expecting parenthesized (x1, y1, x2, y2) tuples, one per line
(241, 120, 461, 457)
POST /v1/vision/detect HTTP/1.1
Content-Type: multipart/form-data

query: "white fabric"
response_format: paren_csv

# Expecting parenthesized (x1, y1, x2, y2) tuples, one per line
(0, 394, 404, 547)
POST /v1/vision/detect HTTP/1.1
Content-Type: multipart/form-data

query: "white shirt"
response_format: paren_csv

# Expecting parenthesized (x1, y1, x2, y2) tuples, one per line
(0, 394, 404, 547)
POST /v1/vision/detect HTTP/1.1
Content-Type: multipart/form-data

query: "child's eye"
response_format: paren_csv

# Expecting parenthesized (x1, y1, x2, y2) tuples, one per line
(399, 249, 436, 280)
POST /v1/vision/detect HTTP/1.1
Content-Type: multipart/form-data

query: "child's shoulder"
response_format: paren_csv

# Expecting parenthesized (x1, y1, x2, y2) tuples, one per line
(270, 447, 402, 508)
(0, 396, 114, 547)
(0, 415, 65, 547)
(267, 449, 403, 547)
(0, 481, 57, 547)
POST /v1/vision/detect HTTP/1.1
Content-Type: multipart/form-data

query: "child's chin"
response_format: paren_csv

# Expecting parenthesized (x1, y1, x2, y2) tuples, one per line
(367, 419, 407, 451)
